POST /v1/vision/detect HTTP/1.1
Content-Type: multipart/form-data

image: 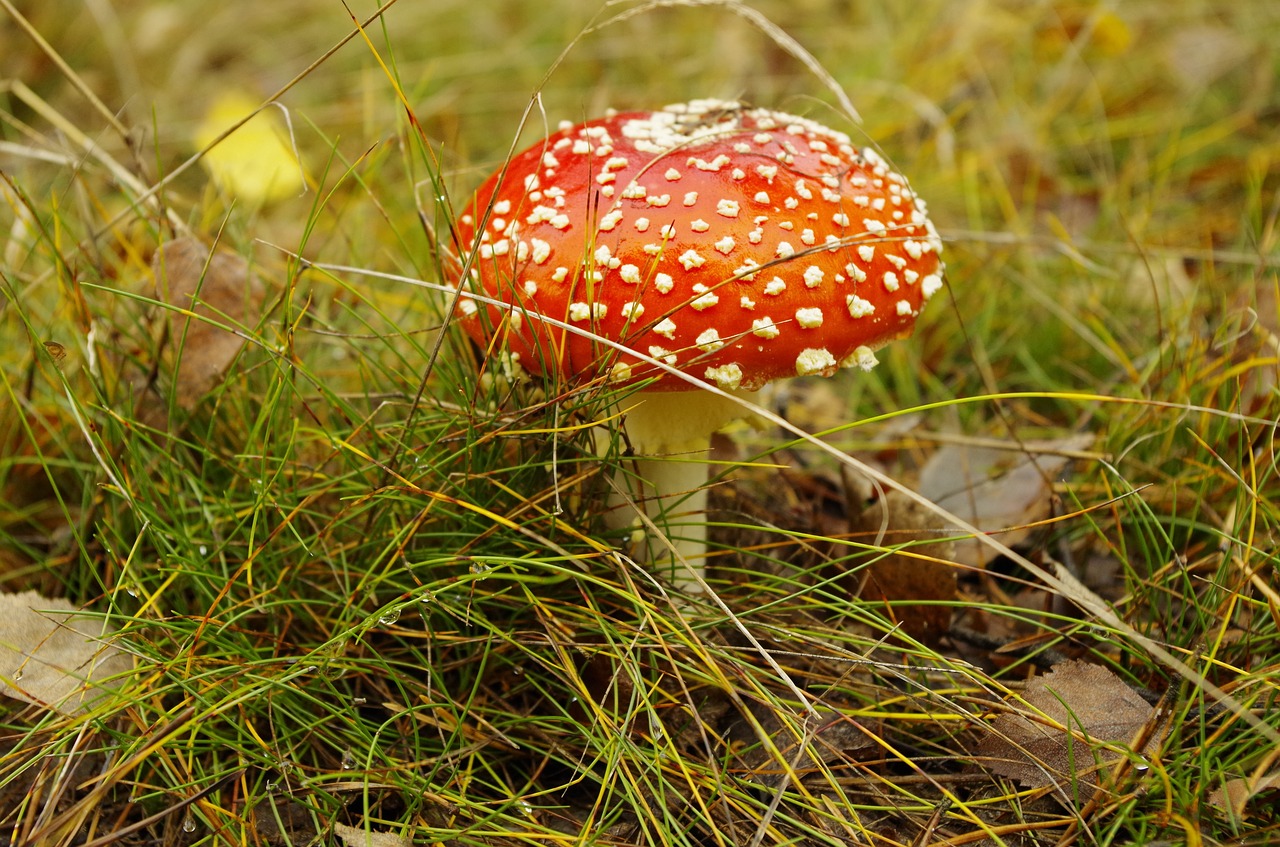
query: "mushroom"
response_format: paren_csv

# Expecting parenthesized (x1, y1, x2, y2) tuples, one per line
(451, 99, 944, 593)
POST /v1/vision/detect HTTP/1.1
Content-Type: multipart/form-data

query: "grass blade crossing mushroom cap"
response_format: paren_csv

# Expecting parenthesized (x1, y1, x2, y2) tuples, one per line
(453, 99, 944, 391)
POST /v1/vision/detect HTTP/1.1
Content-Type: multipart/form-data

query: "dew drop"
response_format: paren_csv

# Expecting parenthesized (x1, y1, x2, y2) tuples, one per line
(182, 817, 196, 833)
(341, 749, 356, 770)
(378, 607, 401, 626)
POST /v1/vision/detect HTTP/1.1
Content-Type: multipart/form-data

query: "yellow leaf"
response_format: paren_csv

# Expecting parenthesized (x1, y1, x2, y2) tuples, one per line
(193, 91, 304, 206)
(1092, 11, 1133, 56)
(1035, 8, 1132, 59)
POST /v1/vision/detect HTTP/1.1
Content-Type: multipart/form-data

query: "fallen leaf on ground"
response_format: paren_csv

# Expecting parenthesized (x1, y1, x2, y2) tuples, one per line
(848, 489, 956, 645)
(1164, 23, 1253, 91)
(146, 237, 265, 415)
(1209, 769, 1280, 821)
(978, 660, 1156, 791)
(332, 823, 411, 847)
(193, 90, 305, 206)
(724, 702, 876, 789)
(0, 591, 133, 715)
(918, 434, 1095, 567)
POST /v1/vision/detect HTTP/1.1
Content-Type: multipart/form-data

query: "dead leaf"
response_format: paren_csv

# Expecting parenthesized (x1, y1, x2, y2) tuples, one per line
(42, 340, 68, 365)
(848, 490, 956, 645)
(1164, 24, 1253, 92)
(332, 823, 412, 847)
(1228, 274, 1280, 410)
(146, 237, 265, 416)
(0, 591, 133, 715)
(978, 660, 1157, 791)
(918, 434, 1095, 567)
(1120, 255, 1194, 311)
(724, 702, 876, 789)
(1209, 769, 1280, 821)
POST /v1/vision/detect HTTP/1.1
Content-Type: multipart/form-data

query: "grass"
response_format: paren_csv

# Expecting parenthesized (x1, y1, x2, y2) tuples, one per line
(2, 0, 1280, 844)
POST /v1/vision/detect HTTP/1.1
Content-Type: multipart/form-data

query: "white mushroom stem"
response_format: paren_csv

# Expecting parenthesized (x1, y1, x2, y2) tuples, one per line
(605, 388, 759, 593)
(615, 451, 712, 592)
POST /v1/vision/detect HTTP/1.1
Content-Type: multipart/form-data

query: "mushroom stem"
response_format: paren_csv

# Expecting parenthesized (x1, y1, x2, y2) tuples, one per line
(618, 449, 712, 593)
(606, 389, 758, 593)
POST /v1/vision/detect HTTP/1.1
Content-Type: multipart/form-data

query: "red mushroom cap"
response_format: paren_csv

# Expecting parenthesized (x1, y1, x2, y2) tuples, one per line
(452, 99, 944, 392)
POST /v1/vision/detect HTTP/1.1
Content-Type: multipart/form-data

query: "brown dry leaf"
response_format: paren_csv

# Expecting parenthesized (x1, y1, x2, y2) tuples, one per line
(978, 660, 1156, 791)
(1208, 769, 1280, 821)
(1120, 255, 1194, 311)
(331, 823, 412, 847)
(1231, 274, 1280, 408)
(848, 490, 956, 645)
(918, 434, 1095, 567)
(149, 237, 265, 412)
(724, 702, 876, 789)
(0, 591, 134, 715)
(1164, 24, 1253, 92)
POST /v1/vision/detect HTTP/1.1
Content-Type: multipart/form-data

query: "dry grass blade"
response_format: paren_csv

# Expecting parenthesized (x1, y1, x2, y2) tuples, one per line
(19, 708, 202, 846)
(0, 0, 129, 140)
(73, 771, 239, 847)
(597, 0, 861, 123)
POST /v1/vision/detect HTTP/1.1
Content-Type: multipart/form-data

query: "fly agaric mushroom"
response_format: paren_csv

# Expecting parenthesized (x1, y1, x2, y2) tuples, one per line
(451, 99, 944, 593)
